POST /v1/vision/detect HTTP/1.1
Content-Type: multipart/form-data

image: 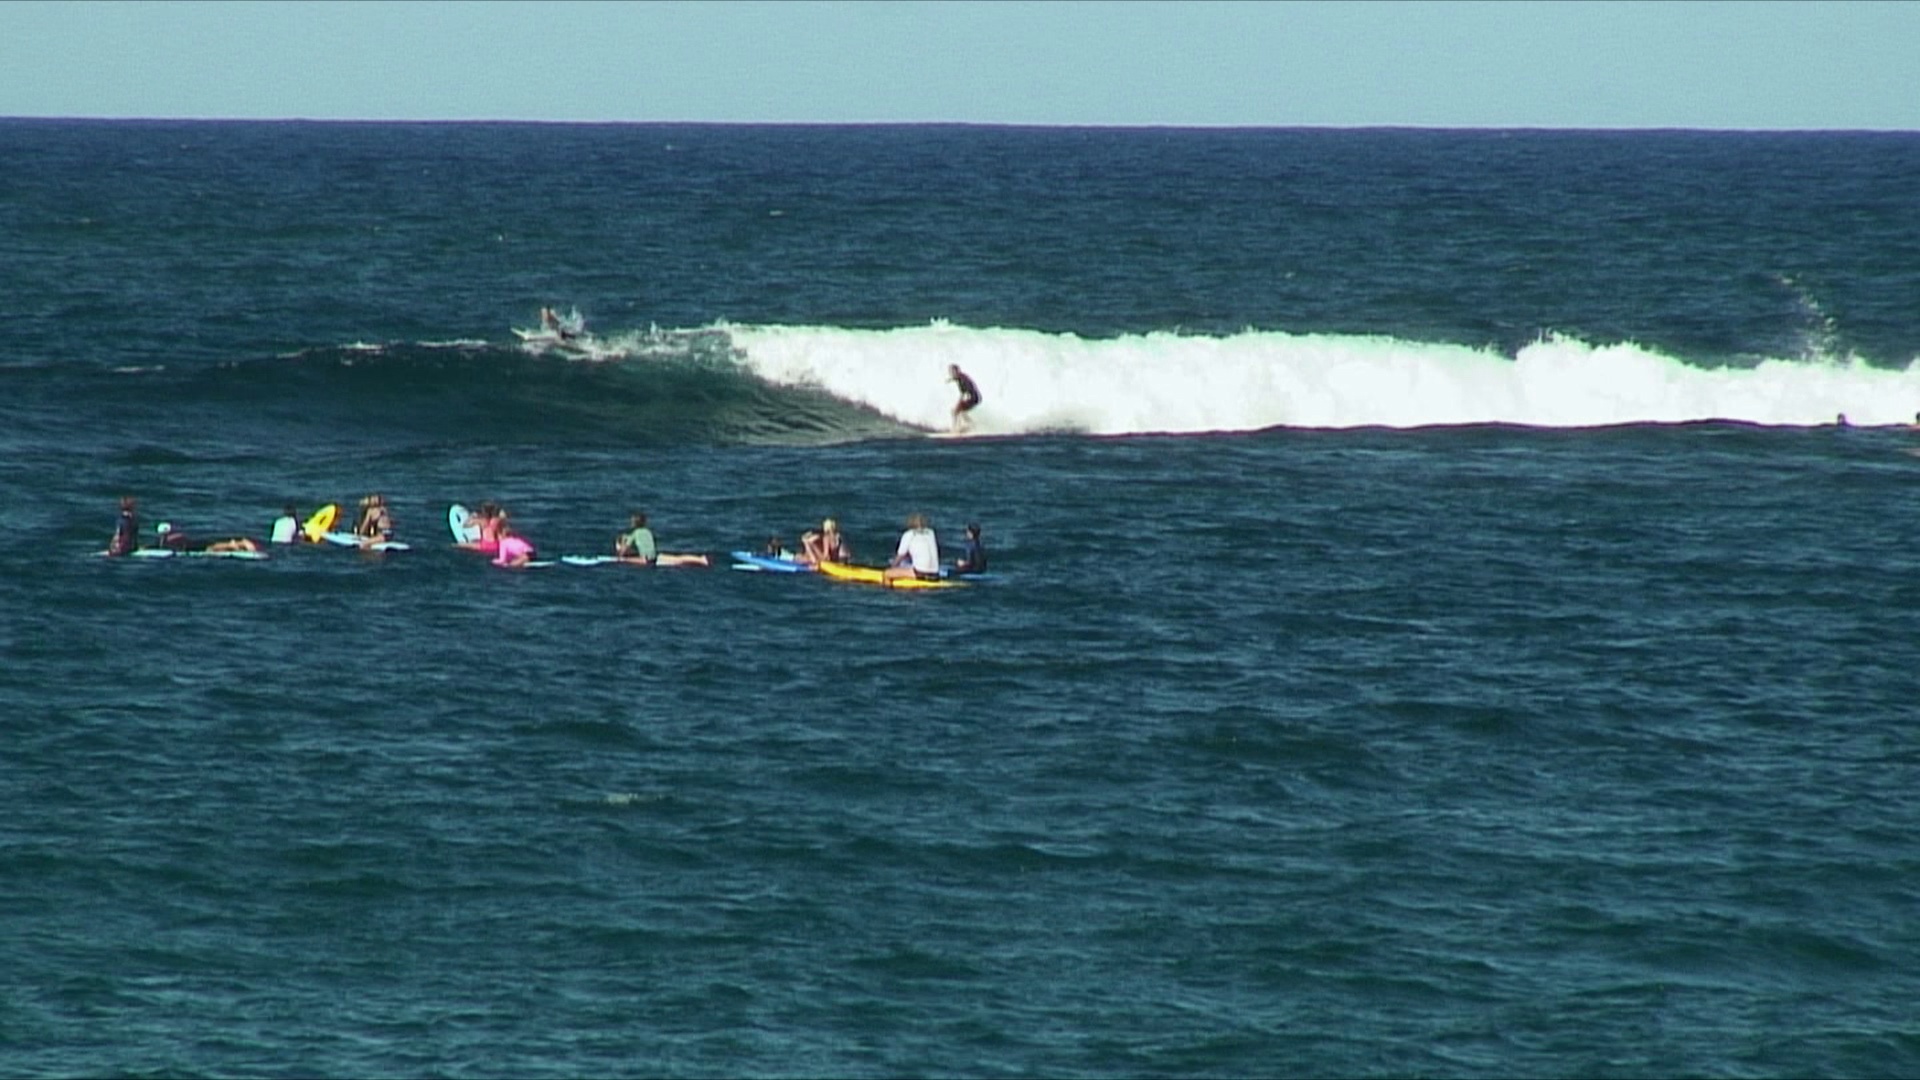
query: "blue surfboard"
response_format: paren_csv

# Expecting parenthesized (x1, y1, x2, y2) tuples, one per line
(730, 551, 815, 573)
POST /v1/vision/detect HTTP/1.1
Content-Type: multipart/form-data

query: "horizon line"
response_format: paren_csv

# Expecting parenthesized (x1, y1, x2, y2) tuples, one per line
(3, 115, 1916, 135)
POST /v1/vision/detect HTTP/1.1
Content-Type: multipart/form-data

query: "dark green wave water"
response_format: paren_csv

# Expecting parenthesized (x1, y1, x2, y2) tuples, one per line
(3, 122, 1919, 1078)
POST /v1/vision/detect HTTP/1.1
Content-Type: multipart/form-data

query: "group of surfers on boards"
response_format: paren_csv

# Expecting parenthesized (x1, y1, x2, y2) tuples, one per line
(107, 495, 983, 580)
(760, 516, 986, 581)
(108, 494, 987, 578)
(450, 502, 710, 569)
(107, 493, 403, 557)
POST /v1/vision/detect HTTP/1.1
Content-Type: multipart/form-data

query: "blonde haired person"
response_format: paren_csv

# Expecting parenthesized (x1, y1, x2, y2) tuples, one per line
(883, 513, 940, 582)
(802, 517, 852, 565)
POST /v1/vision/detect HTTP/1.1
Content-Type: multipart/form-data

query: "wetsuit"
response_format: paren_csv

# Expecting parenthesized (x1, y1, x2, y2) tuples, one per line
(958, 537, 986, 574)
(109, 508, 139, 556)
(952, 370, 982, 411)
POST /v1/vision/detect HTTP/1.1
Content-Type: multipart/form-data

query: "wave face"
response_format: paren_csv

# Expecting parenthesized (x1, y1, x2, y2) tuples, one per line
(33, 323, 1917, 454)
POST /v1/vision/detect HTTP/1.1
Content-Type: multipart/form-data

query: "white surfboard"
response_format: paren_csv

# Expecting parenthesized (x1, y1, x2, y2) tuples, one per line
(449, 504, 482, 544)
(320, 531, 410, 551)
(124, 548, 269, 560)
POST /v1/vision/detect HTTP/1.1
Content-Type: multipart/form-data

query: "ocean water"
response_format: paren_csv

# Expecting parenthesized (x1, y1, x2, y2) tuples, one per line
(4, 120, 1920, 1078)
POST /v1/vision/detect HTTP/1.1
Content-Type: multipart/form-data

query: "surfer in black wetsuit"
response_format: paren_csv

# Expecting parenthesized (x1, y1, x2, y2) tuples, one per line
(107, 496, 139, 556)
(954, 522, 986, 575)
(948, 364, 981, 432)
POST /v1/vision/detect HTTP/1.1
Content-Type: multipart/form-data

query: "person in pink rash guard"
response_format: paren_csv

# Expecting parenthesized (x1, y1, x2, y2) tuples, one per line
(491, 522, 536, 568)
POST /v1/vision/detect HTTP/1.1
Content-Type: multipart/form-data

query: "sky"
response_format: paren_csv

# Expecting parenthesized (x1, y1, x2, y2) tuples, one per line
(3, 0, 1916, 129)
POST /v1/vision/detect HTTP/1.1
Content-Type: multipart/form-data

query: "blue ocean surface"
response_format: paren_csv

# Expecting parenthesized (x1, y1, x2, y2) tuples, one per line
(3, 121, 1920, 1078)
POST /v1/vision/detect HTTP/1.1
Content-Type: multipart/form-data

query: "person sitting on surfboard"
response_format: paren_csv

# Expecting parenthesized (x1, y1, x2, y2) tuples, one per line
(762, 535, 795, 560)
(954, 522, 986, 575)
(884, 513, 942, 582)
(800, 518, 851, 565)
(614, 512, 659, 564)
(269, 505, 301, 545)
(353, 494, 394, 543)
(156, 522, 263, 555)
(107, 496, 140, 557)
(947, 365, 981, 432)
(614, 511, 711, 567)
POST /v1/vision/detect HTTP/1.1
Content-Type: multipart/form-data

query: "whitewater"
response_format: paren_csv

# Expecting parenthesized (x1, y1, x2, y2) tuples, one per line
(554, 322, 1920, 436)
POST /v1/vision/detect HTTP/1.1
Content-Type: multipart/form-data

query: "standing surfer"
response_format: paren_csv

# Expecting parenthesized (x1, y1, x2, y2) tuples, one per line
(948, 364, 981, 432)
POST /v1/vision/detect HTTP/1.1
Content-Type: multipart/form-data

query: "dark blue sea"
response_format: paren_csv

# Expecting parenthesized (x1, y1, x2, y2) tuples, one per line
(4, 120, 1920, 1078)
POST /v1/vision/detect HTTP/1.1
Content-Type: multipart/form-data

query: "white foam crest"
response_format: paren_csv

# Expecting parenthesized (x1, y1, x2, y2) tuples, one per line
(723, 323, 1920, 433)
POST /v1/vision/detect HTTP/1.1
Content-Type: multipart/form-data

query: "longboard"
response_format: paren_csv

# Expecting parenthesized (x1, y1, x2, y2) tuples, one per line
(816, 560, 964, 589)
(123, 548, 269, 560)
(320, 531, 411, 551)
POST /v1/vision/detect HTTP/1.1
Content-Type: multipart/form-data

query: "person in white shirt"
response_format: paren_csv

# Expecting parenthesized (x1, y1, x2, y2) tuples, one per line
(269, 505, 300, 544)
(883, 513, 941, 582)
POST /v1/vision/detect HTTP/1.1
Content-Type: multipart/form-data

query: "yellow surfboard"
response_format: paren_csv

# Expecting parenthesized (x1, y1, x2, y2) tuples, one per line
(816, 560, 964, 590)
(302, 504, 339, 542)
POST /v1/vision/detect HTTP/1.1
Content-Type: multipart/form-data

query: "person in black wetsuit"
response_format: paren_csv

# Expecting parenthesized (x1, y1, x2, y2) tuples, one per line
(954, 522, 987, 575)
(947, 364, 981, 432)
(107, 496, 140, 556)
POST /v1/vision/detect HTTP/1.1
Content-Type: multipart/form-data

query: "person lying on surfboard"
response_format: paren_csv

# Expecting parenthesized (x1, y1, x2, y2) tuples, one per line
(155, 522, 264, 554)
(613, 511, 710, 567)
(491, 521, 536, 568)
